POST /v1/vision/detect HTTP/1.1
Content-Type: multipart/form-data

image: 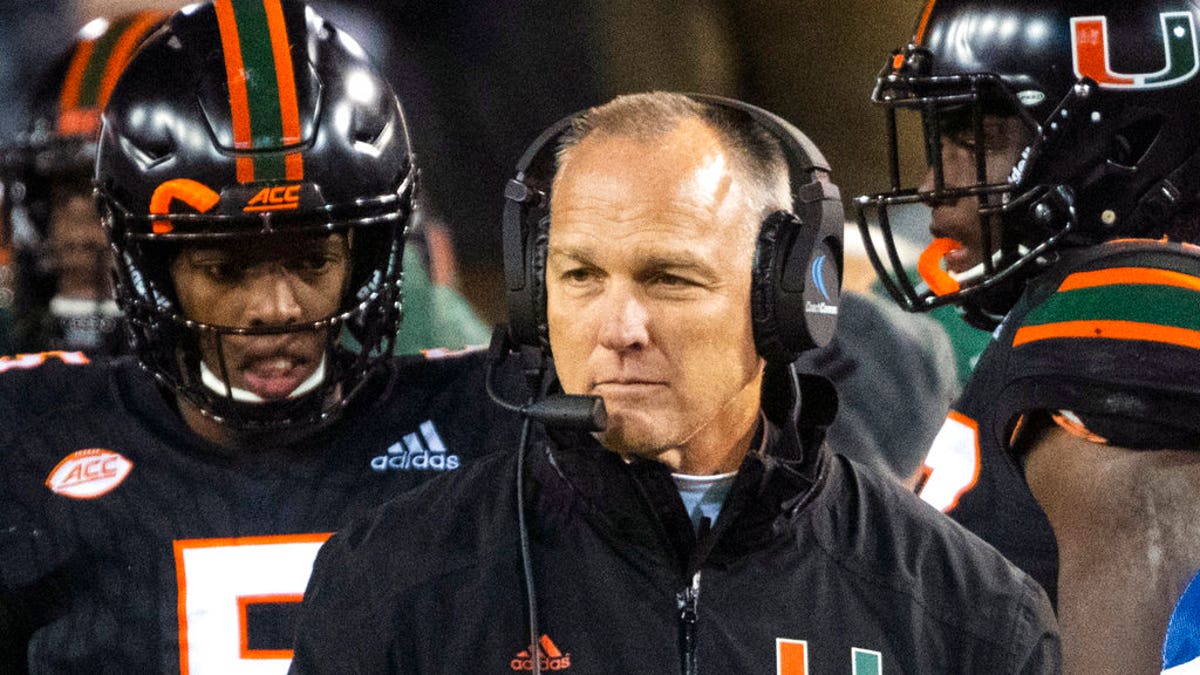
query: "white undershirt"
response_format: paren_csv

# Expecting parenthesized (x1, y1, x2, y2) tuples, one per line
(671, 471, 738, 533)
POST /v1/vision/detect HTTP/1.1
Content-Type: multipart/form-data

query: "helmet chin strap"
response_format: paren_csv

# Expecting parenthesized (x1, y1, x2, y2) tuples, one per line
(199, 358, 327, 404)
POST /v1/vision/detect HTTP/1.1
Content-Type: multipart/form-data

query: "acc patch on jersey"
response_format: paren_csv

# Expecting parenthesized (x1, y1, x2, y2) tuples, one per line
(45, 449, 134, 499)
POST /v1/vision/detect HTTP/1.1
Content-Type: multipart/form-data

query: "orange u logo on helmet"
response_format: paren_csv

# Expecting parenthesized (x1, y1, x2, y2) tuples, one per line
(1071, 11, 1199, 89)
(149, 179, 221, 234)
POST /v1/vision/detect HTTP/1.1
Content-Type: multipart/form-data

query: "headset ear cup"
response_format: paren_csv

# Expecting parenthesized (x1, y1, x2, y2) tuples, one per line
(752, 210, 840, 364)
(752, 213, 793, 364)
(530, 214, 552, 352)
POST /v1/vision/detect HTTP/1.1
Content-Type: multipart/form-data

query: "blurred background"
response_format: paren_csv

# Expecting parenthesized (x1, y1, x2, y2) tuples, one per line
(0, 0, 924, 323)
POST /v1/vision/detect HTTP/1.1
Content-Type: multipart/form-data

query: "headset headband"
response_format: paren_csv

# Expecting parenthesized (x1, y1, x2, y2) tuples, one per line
(502, 93, 844, 363)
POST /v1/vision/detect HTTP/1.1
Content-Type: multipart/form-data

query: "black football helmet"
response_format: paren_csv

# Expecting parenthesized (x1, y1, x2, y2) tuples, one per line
(95, 0, 415, 431)
(858, 0, 1200, 327)
(2, 12, 165, 354)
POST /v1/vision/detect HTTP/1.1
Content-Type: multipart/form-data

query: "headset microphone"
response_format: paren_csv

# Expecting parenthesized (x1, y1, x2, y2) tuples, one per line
(484, 324, 605, 675)
(485, 325, 607, 432)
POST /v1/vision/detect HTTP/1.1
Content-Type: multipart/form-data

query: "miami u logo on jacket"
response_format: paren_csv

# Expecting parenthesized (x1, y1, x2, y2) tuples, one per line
(1071, 11, 1199, 89)
(777, 639, 882, 675)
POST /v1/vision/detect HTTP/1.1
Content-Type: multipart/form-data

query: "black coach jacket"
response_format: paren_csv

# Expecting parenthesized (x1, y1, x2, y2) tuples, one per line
(291, 369, 1060, 674)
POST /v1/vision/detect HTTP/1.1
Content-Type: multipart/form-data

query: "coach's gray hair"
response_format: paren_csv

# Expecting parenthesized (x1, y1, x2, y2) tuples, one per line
(556, 91, 792, 215)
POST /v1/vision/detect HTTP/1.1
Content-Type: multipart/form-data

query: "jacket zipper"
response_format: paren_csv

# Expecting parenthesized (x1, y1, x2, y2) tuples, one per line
(677, 570, 701, 675)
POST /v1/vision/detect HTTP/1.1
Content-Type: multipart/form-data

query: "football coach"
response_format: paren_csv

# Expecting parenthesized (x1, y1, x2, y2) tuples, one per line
(289, 92, 1059, 674)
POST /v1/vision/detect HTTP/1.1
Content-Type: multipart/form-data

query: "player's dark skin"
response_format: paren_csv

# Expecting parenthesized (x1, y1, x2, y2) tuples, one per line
(1021, 422, 1200, 675)
(48, 185, 111, 300)
(168, 232, 350, 446)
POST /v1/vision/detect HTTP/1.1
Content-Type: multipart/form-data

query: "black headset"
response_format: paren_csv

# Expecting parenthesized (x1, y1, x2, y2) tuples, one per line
(501, 93, 845, 365)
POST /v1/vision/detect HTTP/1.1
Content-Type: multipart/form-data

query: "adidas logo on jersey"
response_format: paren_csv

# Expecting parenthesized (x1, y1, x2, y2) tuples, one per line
(511, 635, 571, 671)
(371, 420, 460, 472)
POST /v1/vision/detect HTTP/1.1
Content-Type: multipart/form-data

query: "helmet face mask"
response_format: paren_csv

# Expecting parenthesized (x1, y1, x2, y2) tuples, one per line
(858, 0, 1200, 326)
(859, 64, 1044, 318)
(95, 0, 416, 433)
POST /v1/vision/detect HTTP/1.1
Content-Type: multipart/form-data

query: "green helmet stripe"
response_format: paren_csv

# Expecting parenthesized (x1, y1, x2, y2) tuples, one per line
(229, 0, 286, 183)
(76, 14, 140, 107)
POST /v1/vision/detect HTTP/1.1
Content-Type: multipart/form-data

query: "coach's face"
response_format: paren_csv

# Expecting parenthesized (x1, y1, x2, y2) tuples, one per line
(170, 232, 349, 401)
(547, 119, 765, 473)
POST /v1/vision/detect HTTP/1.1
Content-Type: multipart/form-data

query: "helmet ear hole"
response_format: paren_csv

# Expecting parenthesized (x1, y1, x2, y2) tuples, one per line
(1109, 116, 1163, 170)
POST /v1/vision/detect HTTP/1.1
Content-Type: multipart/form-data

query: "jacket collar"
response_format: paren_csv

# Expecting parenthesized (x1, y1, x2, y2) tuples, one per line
(526, 364, 834, 571)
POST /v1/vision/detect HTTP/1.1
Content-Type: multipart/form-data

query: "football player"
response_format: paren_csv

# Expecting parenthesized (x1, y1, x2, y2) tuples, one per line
(2, 12, 166, 356)
(0, 1, 524, 672)
(1, 8, 487, 360)
(858, 0, 1200, 671)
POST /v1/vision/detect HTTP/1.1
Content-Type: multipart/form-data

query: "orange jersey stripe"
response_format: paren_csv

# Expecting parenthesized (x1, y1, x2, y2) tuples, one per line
(96, 11, 162, 109)
(1013, 319, 1200, 350)
(1058, 266, 1200, 293)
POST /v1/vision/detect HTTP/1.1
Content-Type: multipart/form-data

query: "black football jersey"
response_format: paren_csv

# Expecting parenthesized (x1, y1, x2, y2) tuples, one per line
(916, 240, 1200, 604)
(0, 348, 526, 673)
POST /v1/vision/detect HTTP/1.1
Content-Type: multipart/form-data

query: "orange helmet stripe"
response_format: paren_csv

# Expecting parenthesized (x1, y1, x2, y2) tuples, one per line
(58, 39, 96, 122)
(264, 0, 303, 180)
(914, 0, 938, 46)
(214, 0, 255, 183)
(96, 11, 164, 110)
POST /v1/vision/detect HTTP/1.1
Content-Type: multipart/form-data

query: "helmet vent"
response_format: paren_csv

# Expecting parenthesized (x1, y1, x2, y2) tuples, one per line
(138, 136, 176, 164)
(354, 120, 387, 148)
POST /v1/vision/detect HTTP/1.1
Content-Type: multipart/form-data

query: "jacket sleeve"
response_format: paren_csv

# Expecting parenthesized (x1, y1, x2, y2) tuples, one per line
(1009, 578, 1063, 674)
(289, 532, 399, 674)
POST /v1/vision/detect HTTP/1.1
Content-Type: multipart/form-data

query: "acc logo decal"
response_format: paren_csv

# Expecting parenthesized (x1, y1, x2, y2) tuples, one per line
(45, 448, 133, 499)
(244, 184, 301, 212)
(1071, 12, 1199, 89)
